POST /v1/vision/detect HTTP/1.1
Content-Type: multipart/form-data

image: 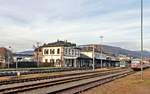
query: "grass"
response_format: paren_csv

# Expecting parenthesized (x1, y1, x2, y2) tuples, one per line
(81, 69, 150, 94)
(17, 72, 65, 79)
(0, 69, 71, 80)
(143, 78, 150, 85)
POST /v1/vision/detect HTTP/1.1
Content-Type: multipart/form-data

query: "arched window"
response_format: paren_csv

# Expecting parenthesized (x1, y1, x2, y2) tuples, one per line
(57, 49, 60, 54)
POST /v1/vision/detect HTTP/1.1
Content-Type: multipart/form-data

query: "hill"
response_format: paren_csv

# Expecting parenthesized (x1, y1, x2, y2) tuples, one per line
(102, 45, 150, 58)
(16, 45, 150, 58)
(16, 50, 34, 55)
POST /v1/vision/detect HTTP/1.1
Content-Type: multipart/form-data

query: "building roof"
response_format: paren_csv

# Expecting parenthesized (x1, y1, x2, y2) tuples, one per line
(42, 40, 76, 47)
(0, 47, 7, 53)
(78, 53, 91, 59)
(0, 47, 11, 54)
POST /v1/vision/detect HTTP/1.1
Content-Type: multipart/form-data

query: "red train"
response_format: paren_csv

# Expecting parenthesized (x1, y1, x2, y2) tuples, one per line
(131, 59, 150, 70)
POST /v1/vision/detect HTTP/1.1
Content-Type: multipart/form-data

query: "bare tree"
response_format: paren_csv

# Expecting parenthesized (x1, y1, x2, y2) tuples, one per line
(33, 42, 41, 67)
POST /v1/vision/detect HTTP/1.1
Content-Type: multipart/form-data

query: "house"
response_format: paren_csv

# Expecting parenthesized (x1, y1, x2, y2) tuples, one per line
(0, 47, 13, 68)
(34, 40, 81, 67)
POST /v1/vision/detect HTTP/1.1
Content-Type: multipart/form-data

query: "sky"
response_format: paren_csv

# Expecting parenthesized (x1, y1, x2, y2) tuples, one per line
(0, 0, 150, 52)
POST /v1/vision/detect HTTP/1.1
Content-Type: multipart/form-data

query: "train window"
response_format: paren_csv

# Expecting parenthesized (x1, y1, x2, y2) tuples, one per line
(131, 60, 140, 64)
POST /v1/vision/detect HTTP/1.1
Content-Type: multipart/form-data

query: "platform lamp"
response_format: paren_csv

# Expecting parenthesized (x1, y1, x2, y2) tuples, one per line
(8, 46, 12, 69)
(100, 36, 104, 68)
(92, 44, 95, 71)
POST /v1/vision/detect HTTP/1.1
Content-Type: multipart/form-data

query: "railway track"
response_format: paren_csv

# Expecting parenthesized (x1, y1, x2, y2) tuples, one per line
(0, 68, 123, 85)
(0, 67, 91, 77)
(54, 70, 133, 94)
(0, 68, 132, 94)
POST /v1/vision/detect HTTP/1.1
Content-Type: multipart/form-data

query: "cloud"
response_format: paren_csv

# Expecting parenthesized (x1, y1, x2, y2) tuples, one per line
(0, 0, 150, 51)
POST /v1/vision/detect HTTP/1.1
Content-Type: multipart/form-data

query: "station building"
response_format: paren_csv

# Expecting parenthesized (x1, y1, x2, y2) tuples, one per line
(34, 42, 120, 68)
(34, 40, 80, 67)
(77, 44, 119, 68)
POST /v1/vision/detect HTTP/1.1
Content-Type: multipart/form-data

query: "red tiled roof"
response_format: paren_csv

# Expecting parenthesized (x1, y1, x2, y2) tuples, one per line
(0, 47, 7, 54)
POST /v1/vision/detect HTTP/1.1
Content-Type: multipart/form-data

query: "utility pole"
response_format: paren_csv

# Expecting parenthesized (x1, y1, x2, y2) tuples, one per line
(92, 44, 95, 71)
(16, 60, 18, 69)
(140, 0, 144, 80)
(37, 42, 40, 67)
(7, 46, 12, 69)
(100, 36, 103, 68)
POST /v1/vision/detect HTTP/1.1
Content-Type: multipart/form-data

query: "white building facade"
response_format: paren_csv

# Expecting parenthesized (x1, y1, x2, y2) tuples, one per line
(41, 41, 80, 67)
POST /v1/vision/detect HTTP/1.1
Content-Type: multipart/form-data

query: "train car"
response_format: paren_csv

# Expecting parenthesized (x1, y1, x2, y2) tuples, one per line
(131, 59, 150, 70)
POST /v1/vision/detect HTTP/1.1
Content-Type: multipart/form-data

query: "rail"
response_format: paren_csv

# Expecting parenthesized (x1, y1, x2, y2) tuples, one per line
(0, 69, 132, 94)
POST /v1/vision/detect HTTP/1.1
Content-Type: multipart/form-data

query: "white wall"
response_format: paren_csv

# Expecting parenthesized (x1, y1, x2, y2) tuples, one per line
(42, 47, 62, 62)
(42, 46, 81, 64)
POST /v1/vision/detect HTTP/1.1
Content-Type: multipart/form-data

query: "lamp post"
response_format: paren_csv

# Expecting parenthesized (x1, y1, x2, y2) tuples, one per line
(92, 44, 95, 71)
(7, 46, 12, 69)
(16, 58, 18, 69)
(140, 0, 144, 80)
(37, 42, 40, 67)
(100, 36, 104, 68)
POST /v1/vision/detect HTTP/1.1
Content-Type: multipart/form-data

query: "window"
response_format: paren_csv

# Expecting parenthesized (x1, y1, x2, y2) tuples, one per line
(57, 48, 60, 54)
(76, 50, 80, 56)
(50, 59, 54, 63)
(39, 48, 42, 52)
(65, 48, 67, 55)
(45, 59, 48, 63)
(50, 49, 52, 54)
(69, 49, 71, 55)
(56, 59, 60, 63)
(44, 49, 49, 55)
(53, 49, 55, 54)
(72, 49, 74, 55)
(50, 49, 55, 54)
